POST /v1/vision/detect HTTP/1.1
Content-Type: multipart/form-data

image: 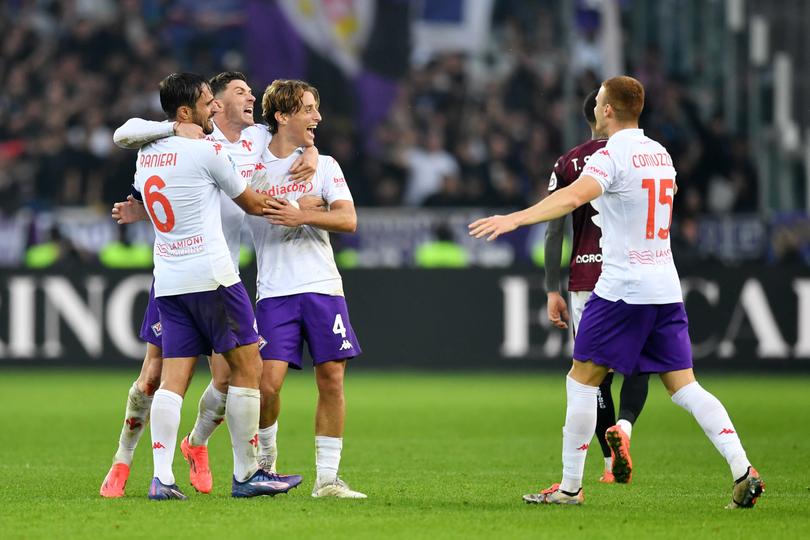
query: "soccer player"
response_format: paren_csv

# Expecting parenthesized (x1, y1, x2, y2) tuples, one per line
(469, 76, 763, 508)
(100, 71, 319, 497)
(131, 72, 302, 500)
(246, 79, 366, 498)
(544, 89, 649, 484)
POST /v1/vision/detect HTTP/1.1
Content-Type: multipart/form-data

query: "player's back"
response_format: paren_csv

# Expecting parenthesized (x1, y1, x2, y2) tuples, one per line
(582, 129, 681, 305)
(134, 136, 243, 297)
(550, 138, 607, 291)
(247, 150, 350, 299)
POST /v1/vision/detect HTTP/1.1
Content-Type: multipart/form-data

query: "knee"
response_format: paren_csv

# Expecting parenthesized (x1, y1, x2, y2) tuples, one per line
(140, 360, 162, 395)
(259, 377, 283, 402)
(316, 366, 345, 398)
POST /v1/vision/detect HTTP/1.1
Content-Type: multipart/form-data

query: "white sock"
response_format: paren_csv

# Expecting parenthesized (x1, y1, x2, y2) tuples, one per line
(616, 418, 633, 439)
(113, 382, 153, 465)
(671, 382, 751, 480)
(150, 389, 183, 485)
(226, 386, 260, 482)
(258, 422, 279, 466)
(189, 382, 227, 446)
(315, 435, 343, 486)
(604, 457, 612, 470)
(560, 376, 598, 493)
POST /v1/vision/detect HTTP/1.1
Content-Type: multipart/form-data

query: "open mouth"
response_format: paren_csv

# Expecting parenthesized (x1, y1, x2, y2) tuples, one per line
(244, 107, 253, 116)
(307, 125, 317, 136)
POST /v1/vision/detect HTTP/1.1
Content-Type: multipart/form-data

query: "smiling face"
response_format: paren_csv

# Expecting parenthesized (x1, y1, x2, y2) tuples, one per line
(283, 90, 321, 147)
(215, 78, 255, 129)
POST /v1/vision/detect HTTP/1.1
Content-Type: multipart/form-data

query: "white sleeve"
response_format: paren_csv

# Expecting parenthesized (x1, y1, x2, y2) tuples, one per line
(581, 148, 617, 193)
(203, 144, 248, 198)
(113, 118, 174, 149)
(321, 157, 353, 204)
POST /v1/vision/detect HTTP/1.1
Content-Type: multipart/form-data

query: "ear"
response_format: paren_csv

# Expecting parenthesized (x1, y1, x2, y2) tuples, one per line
(274, 110, 287, 126)
(176, 105, 193, 122)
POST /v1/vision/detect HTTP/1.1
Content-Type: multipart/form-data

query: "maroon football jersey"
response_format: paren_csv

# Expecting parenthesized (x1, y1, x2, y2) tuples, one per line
(548, 138, 607, 291)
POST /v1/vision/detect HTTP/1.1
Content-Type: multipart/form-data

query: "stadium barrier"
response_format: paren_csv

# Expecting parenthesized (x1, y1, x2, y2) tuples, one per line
(0, 265, 808, 370)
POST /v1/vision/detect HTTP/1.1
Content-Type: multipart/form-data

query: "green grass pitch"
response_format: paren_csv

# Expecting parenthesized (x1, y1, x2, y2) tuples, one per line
(1, 370, 808, 539)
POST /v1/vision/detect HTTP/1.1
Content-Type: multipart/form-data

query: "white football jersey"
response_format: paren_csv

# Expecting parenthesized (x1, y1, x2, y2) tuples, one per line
(133, 136, 247, 297)
(581, 128, 682, 304)
(205, 122, 270, 270)
(114, 118, 270, 272)
(246, 150, 353, 299)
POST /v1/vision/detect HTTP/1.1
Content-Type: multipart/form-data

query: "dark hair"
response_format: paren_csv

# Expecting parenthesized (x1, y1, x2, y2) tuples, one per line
(159, 72, 208, 120)
(582, 89, 598, 125)
(261, 79, 320, 134)
(601, 76, 645, 121)
(209, 71, 248, 97)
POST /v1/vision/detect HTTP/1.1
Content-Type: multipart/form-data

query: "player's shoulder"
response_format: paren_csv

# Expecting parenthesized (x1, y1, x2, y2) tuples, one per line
(559, 138, 607, 164)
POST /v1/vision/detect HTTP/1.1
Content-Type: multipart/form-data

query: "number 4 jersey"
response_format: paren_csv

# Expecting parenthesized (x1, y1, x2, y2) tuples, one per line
(581, 128, 682, 305)
(134, 137, 247, 297)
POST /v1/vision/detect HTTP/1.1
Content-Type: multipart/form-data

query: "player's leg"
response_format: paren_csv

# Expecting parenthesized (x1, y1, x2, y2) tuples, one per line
(603, 372, 649, 484)
(568, 291, 616, 482)
(180, 353, 230, 493)
(211, 283, 301, 497)
(594, 372, 616, 481)
(524, 359, 607, 505)
(254, 295, 306, 472)
(149, 355, 197, 499)
(524, 296, 651, 505)
(258, 360, 289, 470)
(661, 368, 763, 508)
(304, 293, 366, 498)
(100, 343, 162, 498)
(645, 302, 762, 508)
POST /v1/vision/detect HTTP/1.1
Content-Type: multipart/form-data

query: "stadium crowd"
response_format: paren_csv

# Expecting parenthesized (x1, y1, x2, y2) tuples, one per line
(0, 1, 758, 217)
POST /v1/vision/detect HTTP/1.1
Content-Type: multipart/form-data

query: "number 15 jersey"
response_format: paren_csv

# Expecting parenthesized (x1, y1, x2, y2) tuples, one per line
(581, 128, 682, 305)
(134, 137, 248, 297)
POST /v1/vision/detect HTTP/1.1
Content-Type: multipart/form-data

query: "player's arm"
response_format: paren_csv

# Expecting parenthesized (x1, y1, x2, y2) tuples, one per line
(544, 217, 570, 329)
(111, 193, 149, 224)
(113, 118, 204, 149)
(263, 199, 356, 233)
(232, 188, 275, 217)
(288, 146, 319, 183)
(469, 176, 602, 241)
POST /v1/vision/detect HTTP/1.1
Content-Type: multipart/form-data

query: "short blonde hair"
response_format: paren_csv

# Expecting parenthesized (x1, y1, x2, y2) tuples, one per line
(601, 76, 645, 122)
(261, 79, 320, 134)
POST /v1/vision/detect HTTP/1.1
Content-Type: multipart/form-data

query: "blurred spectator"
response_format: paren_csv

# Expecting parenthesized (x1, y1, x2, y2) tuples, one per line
(0, 0, 769, 227)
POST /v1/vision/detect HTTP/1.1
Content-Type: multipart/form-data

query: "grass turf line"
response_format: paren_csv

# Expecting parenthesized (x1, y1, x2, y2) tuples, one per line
(0, 370, 808, 539)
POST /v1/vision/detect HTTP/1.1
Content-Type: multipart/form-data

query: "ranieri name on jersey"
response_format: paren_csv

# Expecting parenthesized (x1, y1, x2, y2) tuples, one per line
(139, 152, 178, 168)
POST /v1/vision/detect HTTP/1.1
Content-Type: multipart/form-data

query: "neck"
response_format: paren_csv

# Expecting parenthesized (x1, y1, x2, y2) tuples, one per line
(213, 116, 245, 143)
(606, 121, 639, 138)
(268, 131, 301, 158)
(589, 128, 606, 140)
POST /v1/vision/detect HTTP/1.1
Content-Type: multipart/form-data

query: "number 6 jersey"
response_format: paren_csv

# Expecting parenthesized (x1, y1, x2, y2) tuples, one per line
(581, 128, 682, 305)
(133, 136, 247, 297)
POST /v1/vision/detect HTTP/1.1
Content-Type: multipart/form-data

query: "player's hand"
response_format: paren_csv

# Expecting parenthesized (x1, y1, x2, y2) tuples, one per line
(112, 195, 148, 224)
(173, 122, 205, 139)
(263, 198, 305, 227)
(468, 214, 520, 241)
(298, 195, 327, 212)
(547, 291, 570, 329)
(289, 146, 319, 183)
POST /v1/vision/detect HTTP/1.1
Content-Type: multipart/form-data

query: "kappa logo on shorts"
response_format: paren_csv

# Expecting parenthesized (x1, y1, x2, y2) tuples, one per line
(258, 336, 268, 350)
(339, 340, 353, 351)
(151, 321, 162, 337)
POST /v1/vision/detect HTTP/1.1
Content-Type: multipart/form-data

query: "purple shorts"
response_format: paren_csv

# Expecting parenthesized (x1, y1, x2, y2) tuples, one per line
(573, 294, 693, 376)
(255, 293, 361, 369)
(139, 283, 163, 348)
(155, 282, 259, 359)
